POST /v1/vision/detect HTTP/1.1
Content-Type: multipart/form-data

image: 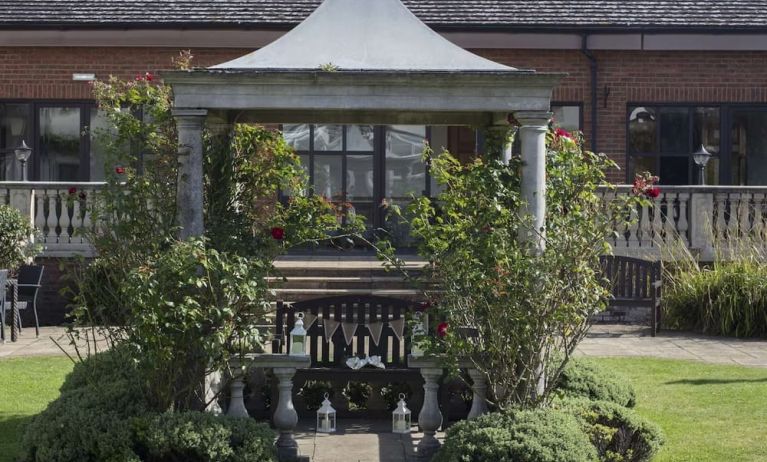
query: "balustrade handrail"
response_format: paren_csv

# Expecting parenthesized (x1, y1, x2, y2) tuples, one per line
(604, 184, 767, 193)
(0, 181, 108, 189)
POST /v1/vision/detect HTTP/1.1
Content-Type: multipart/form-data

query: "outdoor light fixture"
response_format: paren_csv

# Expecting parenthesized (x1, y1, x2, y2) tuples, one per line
(392, 394, 412, 434)
(289, 312, 307, 356)
(692, 144, 712, 185)
(316, 393, 336, 433)
(14, 140, 32, 181)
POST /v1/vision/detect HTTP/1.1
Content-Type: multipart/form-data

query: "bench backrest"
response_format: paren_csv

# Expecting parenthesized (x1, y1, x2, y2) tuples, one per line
(273, 296, 416, 369)
(600, 255, 661, 302)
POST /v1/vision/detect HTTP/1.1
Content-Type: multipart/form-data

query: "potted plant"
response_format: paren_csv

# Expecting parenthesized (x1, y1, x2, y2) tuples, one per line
(0, 204, 38, 275)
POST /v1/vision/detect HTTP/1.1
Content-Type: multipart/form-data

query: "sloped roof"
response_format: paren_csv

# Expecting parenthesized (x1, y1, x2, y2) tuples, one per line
(212, 0, 514, 71)
(1, 0, 767, 30)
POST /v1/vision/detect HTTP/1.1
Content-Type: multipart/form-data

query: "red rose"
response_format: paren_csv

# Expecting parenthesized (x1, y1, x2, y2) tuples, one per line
(115, 166, 126, 174)
(646, 187, 661, 199)
(68, 187, 77, 195)
(437, 322, 449, 338)
(144, 72, 154, 81)
(135, 73, 143, 81)
(555, 128, 572, 140)
(271, 227, 285, 240)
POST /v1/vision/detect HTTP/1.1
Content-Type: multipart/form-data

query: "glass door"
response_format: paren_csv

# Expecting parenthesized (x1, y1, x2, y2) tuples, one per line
(36, 104, 86, 181)
(727, 108, 767, 185)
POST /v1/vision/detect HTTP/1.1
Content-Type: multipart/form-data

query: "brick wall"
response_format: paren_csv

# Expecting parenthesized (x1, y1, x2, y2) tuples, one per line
(4, 46, 767, 183)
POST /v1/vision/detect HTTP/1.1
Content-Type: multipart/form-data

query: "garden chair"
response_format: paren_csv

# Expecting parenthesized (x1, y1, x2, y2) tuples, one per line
(2, 265, 44, 338)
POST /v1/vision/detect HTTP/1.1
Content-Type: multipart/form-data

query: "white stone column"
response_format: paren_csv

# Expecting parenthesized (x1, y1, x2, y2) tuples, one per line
(173, 109, 208, 239)
(417, 367, 443, 460)
(514, 111, 552, 253)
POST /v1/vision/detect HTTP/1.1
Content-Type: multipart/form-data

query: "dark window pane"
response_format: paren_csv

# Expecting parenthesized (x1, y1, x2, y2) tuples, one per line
(314, 125, 343, 151)
(313, 154, 343, 199)
(731, 111, 767, 185)
(659, 107, 690, 154)
(628, 107, 657, 153)
(347, 154, 374, 199)
(0, 103, 32, 180)
(39, 107, 82, 181)
(693, 107, 720, 155)
(346, 125, 374, 151)
(659, 156, 689, 185)
(631, 156, 657, 178)
(386, 125, 426, 197)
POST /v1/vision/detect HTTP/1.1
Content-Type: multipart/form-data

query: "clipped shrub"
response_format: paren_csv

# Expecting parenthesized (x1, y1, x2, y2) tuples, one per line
(556, 358, 636, 408)
(433, 410, 598, 462)
(664, 258, 767, 338)
(58, 344, 136, 393)
(132, 411, 276, 462)
(556, 398, 664, 462)
(0, 204, 37, 271)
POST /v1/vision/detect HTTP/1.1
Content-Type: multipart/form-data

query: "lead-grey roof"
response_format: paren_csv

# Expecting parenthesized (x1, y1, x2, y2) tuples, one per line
(212, 0, 514, 71)
(2, 1, 767, 30)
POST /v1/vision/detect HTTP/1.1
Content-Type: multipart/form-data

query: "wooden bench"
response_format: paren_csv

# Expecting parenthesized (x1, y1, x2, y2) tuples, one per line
(271, 295, 425, 416)
(600, 255, 662, 336)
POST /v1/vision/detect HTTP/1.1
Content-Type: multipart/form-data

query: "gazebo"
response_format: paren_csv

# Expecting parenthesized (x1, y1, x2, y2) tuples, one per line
(162, 0, 562, 249)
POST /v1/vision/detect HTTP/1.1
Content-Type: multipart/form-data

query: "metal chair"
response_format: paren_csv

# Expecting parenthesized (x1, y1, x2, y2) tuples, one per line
(5, 265, 44, 338)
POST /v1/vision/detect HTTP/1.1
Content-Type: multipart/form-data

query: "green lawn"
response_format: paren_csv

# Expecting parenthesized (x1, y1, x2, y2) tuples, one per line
(597, 357, 767, 462)
(0, 356, 73, 462)
(0, 356, 765, 461)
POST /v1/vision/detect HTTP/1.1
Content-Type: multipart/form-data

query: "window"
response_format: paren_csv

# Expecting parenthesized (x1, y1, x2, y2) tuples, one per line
(552, 104, 582, 133)
(628, 105, 721, 185)
(0, 101, 110, 181)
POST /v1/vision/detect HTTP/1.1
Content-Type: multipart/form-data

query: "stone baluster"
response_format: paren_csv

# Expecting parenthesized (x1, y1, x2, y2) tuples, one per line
(677, 193, 690, 246)
(227, 374, 249, 418)
(727, 194, 740, 239)
(34, 190, 48, 244)
(603, 192, 617, 248)
(59, 191, 72, 244)
(627, 205, 640, 248)
(615, 202, 629, 249)
(739, 193, 752, 237)
(71, 196, 83, 244)
(417, 367, 444, 460)
(753, 194, 765, 240)
(715, 193, 727, 240)
(273, 367, 301, 462)
(662, 192, 677, 245)
(639, 202, 651, 247)
(652, 197, 663, 246)
(690, 191, 715, 260)
(467, 368, 489, 419)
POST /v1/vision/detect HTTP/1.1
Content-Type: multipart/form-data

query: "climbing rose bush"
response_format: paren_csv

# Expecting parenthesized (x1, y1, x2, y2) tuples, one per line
(381, 127, 643, 409)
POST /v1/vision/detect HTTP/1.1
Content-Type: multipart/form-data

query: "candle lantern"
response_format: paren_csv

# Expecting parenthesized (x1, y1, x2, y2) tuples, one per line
(316, 393, 336, 433)
(289, 312, 307, 356)
(392, 393, 412, 434)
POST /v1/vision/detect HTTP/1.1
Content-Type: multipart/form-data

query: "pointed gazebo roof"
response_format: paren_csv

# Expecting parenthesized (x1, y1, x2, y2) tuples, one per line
(212, 0, 514, 72)
(163, 0, 563, 126)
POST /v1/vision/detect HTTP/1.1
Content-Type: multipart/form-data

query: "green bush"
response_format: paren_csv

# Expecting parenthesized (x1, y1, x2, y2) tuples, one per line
(0, 204, 37, 271)
(664, 258, 767, 338)
(21, 350, 277, 462)
(556, 398, 664, 462)
(132, 412, 276, 462)
(556, 358, 636, 408)
(433, 410, 598, 462)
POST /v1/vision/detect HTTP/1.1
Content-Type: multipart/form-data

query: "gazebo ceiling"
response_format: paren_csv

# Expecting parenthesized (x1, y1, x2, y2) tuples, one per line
(211, 0, 514, 72)
(162, 0, 564, 124)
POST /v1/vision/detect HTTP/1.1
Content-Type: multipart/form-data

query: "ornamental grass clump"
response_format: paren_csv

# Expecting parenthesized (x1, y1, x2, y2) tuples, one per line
(379, 128, 645, 409)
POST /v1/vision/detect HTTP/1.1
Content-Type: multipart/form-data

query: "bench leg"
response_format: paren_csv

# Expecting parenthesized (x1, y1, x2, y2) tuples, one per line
(273, 367, 300, 462)
(417, 367, 443, 461)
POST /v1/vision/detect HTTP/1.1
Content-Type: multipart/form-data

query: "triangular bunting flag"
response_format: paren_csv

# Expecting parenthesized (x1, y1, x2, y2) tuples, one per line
(341, 322, 358, 346)
(323, 318, 340, 342)
(303, 313, 317, 330)
(366, 321, 384, 346)
(389, 318, 405, 342)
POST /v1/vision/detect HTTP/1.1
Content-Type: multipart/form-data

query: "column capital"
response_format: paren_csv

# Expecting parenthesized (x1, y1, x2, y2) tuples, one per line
(514, 111, 553, 127)
(172, 108, 208, 126)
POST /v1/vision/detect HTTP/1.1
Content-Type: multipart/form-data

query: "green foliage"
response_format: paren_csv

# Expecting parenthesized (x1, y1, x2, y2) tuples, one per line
(434, 410, 598, 462)
(380, 129, 643, 408)
(664, 253, 767, 337)
(0, 204, 38, 271)
(298, 381, 334, 411)
(20, 350, 276, 462)
(343, 381, 372, 410)
(122, 238, 272, 410)
(556, 358, 637, 408)
(132, 412, 276, 462)
(555, 398, 664, 462)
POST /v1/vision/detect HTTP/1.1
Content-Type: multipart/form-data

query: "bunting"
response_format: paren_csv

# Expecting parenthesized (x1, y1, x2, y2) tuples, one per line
(323, 318, 341, 341)
(341, 322, 358, 346)
(302, 312, 318, 330)
(366, 321, 384, 346)
(389, 318, 405, 342)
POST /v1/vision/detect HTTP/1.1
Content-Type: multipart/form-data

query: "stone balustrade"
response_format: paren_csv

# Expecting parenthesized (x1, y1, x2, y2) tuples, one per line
(0, 182, 106, 257)
(599, 185, 767, 260)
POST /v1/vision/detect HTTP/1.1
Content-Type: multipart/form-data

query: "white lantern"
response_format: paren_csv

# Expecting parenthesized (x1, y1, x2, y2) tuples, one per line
(316, 393, 336, 433)
(289, 312, 307, 356)
(392, 393, 412, 433)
